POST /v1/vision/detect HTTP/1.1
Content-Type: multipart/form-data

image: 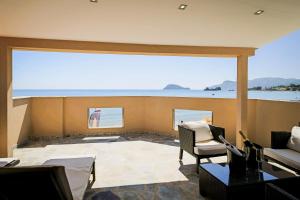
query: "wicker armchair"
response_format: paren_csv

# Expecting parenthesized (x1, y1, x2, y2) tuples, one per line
(178, 124, 226, 173)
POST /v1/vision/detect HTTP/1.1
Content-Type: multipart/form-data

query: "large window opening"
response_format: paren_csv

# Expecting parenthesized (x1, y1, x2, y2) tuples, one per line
(12, 50, 237, 98)
(88, 108, 123, 129)
(13, 27, 300, 103)
(173, 109, 213, 130)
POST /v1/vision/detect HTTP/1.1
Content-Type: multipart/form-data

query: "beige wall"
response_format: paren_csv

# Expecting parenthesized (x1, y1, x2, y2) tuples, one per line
(30, 97, 241, 143)
(144, 97, 238, 142)
(247, 99, 257, 141)
(252, 100, 300, 147)
(8, 98, 31, 155)
(31, 97, 236, 141)
(12, 96, 300, 148)
(31, 97, 64, 137)
(63, 97, 145, 135)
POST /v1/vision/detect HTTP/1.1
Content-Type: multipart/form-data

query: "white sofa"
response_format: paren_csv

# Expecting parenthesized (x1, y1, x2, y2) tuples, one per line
(264, 126, 300, 173)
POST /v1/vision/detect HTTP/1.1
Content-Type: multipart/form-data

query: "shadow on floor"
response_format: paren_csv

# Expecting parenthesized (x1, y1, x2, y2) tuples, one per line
(21, 133, 180, 148)
(85, 164, 201, 200)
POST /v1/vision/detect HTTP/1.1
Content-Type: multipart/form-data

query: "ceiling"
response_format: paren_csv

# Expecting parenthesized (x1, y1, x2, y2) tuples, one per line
(0, 0, 300, 48)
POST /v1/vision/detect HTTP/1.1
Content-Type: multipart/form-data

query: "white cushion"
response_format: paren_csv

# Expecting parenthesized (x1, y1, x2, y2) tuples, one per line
(287, 126, 300, 153)
(264, 148, 300, 171)
(182, 121, 214, 142)
(194, 140, 226, 155)
(43, 155, 96, 200)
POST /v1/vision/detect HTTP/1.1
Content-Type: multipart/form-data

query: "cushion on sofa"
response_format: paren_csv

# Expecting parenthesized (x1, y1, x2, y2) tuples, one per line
(182, 121, 214, 142)
(287, 126, 300, 153)
(194, 140, 226, 155)
(264, 148, 300, 171)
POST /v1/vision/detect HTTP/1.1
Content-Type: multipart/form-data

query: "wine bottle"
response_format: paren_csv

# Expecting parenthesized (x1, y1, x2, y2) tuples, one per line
(239, 131, 253, 148)
(219, 135, 244, 157)
(239, 131, 262, 150)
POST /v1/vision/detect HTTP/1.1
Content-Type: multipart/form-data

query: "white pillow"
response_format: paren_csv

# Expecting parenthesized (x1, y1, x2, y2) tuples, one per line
(182, 121, 214, 142)
(287, 126, 300, 153)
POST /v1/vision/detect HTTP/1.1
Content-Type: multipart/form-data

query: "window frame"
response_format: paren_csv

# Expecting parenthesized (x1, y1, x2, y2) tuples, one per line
(172, 108, 213, 130)
(87, 107, 124, 129)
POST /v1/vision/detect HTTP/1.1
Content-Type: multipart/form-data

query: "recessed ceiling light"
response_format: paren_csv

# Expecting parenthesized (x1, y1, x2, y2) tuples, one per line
(254, 10, 264, 15)
(90, 0, 98, 3)
(178, 4, 188, 10)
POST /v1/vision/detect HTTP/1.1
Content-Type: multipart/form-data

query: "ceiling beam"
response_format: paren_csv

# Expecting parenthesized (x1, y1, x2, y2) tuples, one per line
(0, 37, 255, 57)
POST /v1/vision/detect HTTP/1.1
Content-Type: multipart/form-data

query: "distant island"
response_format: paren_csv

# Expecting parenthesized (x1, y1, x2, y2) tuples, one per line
(206, 78, 300, 91)
(204, 87, 221, 91)
(163, 84, 190, 90)
(249, 84, 300, 91)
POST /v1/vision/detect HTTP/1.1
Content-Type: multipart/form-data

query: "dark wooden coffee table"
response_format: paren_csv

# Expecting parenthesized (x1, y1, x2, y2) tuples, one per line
(199, 162, 298, 200)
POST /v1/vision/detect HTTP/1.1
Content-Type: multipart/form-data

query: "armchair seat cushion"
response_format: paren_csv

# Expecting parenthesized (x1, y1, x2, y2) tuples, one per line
(194, 140, 226, 156)
(264, 148, 300, 171)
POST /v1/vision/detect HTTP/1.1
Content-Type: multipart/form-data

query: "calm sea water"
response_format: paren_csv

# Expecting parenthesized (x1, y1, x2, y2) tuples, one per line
(13, 89, 300, 101)
(13, 89, 299, 127)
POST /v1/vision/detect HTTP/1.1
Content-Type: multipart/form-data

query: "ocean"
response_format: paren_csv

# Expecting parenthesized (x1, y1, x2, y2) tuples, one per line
(14, 89, 300, 128)
(13, 89, 300, 101)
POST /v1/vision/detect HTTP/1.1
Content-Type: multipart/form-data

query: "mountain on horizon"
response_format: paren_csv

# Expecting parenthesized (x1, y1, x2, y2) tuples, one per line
(207, 77, 300, 91)
(163, 84, 190, 90)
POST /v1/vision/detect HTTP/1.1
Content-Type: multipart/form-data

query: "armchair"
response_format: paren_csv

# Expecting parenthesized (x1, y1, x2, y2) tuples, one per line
(178, 124, 226, 173)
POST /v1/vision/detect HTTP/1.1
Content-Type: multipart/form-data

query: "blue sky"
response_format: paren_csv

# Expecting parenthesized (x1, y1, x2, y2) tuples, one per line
(13, 29, 300, 90)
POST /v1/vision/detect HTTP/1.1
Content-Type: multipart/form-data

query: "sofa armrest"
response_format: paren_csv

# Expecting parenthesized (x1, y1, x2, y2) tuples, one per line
(178, 125, 195, 156)
(209, 125, 225, 143)
(271, 131, 291, 149)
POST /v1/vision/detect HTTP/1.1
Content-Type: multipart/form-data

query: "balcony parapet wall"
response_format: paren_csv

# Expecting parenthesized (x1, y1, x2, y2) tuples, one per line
(10, 96, 300, 152)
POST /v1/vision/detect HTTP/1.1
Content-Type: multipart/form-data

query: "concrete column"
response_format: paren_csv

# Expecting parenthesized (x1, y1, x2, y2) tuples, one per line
(0, 44, 12, 157)
(236, 55, 248, 149)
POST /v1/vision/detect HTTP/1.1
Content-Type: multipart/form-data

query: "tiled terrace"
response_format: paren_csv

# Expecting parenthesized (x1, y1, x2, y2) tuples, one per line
(13, 133, 227, 200)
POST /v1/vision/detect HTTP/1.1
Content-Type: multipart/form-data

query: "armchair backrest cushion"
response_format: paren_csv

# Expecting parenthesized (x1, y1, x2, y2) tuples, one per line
(182, 121, 213, 142)
(287, 126, 300, 153)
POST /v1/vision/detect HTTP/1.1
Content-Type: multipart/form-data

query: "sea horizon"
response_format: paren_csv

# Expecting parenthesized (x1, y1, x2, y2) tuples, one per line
(13, 89, 300, 101)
